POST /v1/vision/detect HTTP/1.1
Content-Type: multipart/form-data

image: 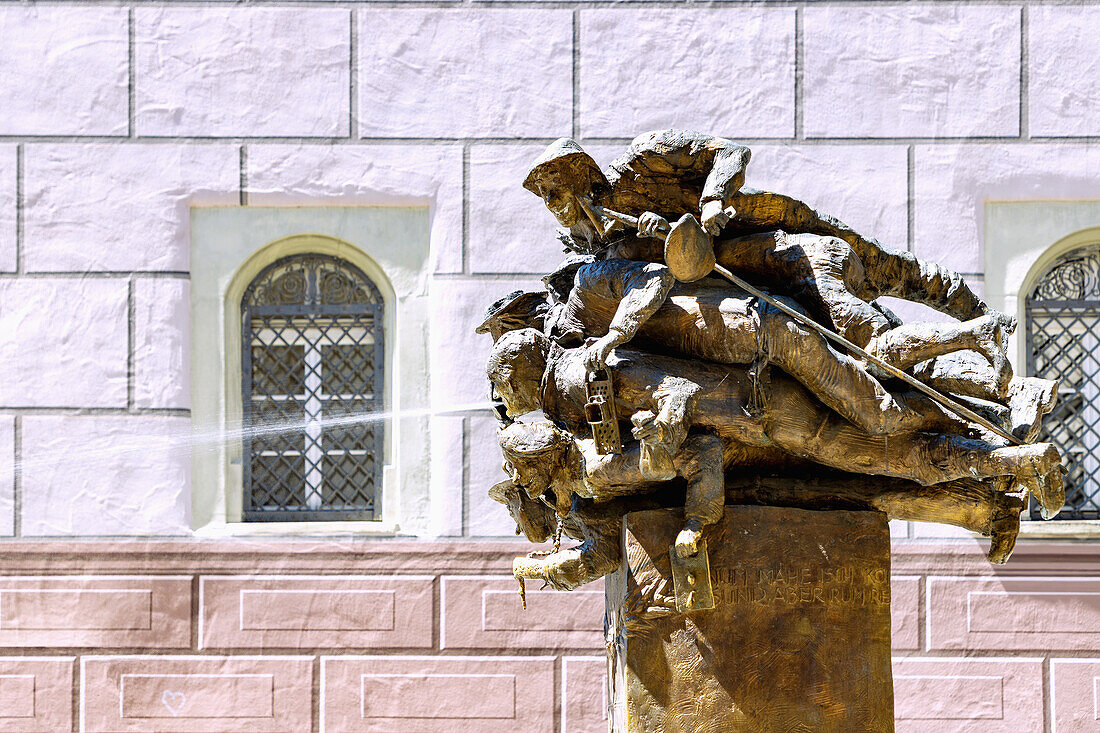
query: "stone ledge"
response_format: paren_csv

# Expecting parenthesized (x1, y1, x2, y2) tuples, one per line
(0, 537, 1092, 575)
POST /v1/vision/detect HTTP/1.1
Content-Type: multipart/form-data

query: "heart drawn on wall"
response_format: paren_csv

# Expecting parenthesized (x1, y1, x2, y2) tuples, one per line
(161, 690, 186, 716)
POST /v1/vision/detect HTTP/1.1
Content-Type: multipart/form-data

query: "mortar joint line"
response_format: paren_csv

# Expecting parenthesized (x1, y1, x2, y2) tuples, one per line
(311, 656, 322, 733)
(71, 646, 79, 733)
(1042, 655, 1052, 732)
(0, 270, 190, 280)
(349, 8, 358, 141)
(1019, 3, 1029, 141)
(0, 406, 191, 416)
(917, 574, 927, 653)
(128, 7, 136, 139)
(0, 134, 1090, 146)
(127, 277, 136, 411)
(461, 142, 470, 275)
(239, 145, 249, 206)
(461, 415, 470, 537)
(190, 575, 201, 653)
(793, 5, 803, 141)
(15, 143, 23, 275)
(552, 655, 563, 733)
(12, 415, 21, 539)
(572, 8, 580, 141)
(906, 144, 915, 254)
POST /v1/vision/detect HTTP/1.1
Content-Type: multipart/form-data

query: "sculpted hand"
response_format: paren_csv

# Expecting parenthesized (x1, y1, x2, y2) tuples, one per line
(630, 410, 668, 445)
(631, 410, 678, 480)
(637, 212, 669, 239)
(700, 200, 731, 236)
(542, 549, 590, 591)
(631, 408, 686, 453)
(583, 332, 621, 371)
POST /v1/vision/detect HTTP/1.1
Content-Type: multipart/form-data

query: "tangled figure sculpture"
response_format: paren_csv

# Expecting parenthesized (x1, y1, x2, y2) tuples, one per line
(476, 129, 1065, 600)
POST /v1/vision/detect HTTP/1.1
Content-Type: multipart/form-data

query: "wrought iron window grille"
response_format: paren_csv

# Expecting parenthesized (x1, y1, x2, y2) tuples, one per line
(1026, 244, 1100, 520)
(241, 253, 384, 521)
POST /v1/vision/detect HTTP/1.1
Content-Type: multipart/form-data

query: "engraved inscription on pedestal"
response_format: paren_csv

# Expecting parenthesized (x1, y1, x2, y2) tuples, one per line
(607, 505, 894, 733)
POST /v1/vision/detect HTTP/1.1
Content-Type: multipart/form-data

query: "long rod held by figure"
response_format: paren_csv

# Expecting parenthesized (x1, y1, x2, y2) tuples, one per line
(594, 204, 1022, 446)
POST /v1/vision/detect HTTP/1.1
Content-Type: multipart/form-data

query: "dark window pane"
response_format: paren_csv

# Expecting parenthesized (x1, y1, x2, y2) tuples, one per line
(322, 399, 378, 453)
(249, 401, 305, 456)
(251, 344, 305, 397)
(241, 254, 384, 521)
(250, 453, 307, 510)
(322, 343, 376, 397)
(323, 452, 378, 511)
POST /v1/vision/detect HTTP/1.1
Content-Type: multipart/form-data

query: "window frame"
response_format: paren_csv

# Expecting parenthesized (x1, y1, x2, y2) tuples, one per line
(984, 200, 1100, 537)
(190, 207, 431, 537)
(1023, 243, 1100, 521)
(241, 253, 386, 522)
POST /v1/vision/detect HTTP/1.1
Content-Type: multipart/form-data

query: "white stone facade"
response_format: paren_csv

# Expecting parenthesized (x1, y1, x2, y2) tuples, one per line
(3, 2, 1095, 541)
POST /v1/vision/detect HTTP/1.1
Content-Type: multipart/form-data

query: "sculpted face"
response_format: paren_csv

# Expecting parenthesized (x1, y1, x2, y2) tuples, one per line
(486, 331, 548, 418)
(488, 479, 554, 543)
(537, 169, 593, 229)
(502, 448, 573, 518)
(543, 186, 581, 228)
(490, 369, 540, 418)
(502, 456, 554, 502)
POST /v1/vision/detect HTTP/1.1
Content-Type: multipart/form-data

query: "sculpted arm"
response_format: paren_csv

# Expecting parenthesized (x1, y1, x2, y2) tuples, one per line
(530, 520, 624, 591)
(624, 130, 751, 236)
(583, 262, 675, 370)
(699, 139, 751, 233)
(629, 374, 703, 458)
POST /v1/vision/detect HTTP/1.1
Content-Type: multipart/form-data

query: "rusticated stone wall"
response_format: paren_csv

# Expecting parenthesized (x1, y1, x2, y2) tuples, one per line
(0, 540, 1097, 731)
(1, 2, 1100, 731)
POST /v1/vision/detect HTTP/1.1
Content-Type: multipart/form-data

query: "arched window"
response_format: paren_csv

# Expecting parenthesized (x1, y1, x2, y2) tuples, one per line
(241, 253, 384, 521)
(1026, 243, 1100, 520)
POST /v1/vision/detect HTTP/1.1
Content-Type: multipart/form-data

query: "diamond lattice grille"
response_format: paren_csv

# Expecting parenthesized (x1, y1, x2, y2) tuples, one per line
(241, 254, 384, 522)
(1026, 244, 1100, 520)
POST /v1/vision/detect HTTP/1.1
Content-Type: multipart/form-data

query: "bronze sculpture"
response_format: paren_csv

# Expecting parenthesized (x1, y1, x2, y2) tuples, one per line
(475, 129, 1064, 731)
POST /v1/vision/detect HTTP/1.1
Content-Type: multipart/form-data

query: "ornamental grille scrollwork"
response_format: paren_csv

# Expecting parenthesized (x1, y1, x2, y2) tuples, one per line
(241, 253, 384, 522)
(1026, 243, 1100, 520)
(246, 253, 384, 307)
(1030, 248, 1100, 301)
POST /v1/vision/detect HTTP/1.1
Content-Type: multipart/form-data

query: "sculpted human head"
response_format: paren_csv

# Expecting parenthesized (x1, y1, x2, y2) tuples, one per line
(523, 139, 608, 230)
(488, 478, 556, 543)
(498, 420, 575, 514)
(486, 328, 551, 418)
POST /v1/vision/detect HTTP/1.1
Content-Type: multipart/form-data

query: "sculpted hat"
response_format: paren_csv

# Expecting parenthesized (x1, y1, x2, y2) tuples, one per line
(542, 254, 595, 302)
(474, 290, 549, 335)
(522, 138, 606, 195)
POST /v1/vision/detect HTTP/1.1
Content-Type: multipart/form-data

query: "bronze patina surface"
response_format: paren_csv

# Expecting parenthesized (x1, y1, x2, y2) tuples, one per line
(607, 505, 893, 733)
(475, 129, 1068, 730)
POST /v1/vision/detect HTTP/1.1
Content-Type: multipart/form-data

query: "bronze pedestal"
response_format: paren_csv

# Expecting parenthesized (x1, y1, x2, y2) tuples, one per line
(606, 505, 895, 733)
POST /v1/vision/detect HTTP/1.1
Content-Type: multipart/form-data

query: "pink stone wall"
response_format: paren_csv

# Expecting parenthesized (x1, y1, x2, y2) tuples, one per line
(0, 541, 1088, 730)
(0, 3, 1099, 730)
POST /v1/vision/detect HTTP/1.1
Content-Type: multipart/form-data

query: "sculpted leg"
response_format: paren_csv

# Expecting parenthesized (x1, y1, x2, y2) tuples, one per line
(722, 472, 1018, 562)
(725, 188, 989, 322)
(762, 378, 1061, 498)
(715, 231, 893, 347)
(988, 486, 1026, 564)
(716, 231, 1011, 390)
(759, 307, 957, 436)
(672, 433, 725, 558)
(868, 314, 1014, 396)
(864, 244, 990, 323)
